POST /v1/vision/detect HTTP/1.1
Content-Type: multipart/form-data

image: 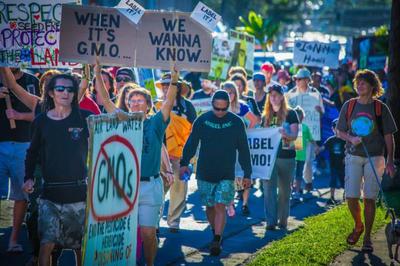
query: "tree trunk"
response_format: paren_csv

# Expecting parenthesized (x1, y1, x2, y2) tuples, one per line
(387, 0, 400, 160)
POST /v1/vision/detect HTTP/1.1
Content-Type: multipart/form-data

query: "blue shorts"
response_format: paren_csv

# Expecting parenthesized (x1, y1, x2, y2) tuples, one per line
(197, 179, 235, 207)
(0, 142, 30, 201)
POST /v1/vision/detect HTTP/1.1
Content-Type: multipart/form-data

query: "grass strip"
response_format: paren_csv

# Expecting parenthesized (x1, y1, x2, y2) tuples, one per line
(248, 204, 387, 266)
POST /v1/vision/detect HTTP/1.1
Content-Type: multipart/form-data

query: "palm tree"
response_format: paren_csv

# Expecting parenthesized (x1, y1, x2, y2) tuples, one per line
(239, 11, 280, 52)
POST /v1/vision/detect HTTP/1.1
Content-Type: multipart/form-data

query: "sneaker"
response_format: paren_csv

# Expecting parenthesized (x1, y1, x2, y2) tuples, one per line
(278, 223, 287, 230)
(210, 239, 222, 256)
(241, 205, 250, 216)
(326, 198, 337, 205)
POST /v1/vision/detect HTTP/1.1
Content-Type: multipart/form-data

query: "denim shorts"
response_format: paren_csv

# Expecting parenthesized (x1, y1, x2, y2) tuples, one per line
(197, 179, 235, 207)
(0, 141, 30, 200)
(38, 199, 85, 249)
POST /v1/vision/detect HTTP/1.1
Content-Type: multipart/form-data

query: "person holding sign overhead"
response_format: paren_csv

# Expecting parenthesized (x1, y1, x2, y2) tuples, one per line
(262, 84, 299, 231)
(336, 69, 397, 252)
(95, 62, 178, 266)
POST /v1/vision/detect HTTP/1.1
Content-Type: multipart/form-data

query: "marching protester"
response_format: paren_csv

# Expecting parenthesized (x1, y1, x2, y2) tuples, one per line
(221, 81, 257, 216)
(180, 90, 252, 256)
(22, 73, 91, 266)
(252, 72, 267, 113)
(319, 118, 346, 204)
(230, 73, 262, 119)
(0, 67, 39, 254)
(115, 67, 136, 92)
(292, 106, 318, 200)
(90, 68, 116, 113)
(191, 79, 216, 100)
(260, 62, 279, 89)
(154, 73, 197, 232)
(262, 84, 299, 230)
(285, 68, 324, 192)
(95, 63, 178, 266)
(277, 69, 291, 92)
(336, 69, 397, 252)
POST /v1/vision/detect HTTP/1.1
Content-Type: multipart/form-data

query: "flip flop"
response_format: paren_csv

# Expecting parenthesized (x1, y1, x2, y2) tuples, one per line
(346, 226, 364, 245)
(7, 243, 23, 253)
(362, 241, 374, 253)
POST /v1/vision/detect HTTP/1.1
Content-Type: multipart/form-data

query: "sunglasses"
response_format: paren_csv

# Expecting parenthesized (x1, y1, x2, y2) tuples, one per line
(213, 106, 228, 112)
(54, 85, 75, 93)
(116, 76, 132, 82)
(129, 99, 146, 105)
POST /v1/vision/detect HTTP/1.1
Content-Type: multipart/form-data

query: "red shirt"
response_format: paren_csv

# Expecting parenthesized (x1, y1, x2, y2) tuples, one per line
(79, 95, 101, 115)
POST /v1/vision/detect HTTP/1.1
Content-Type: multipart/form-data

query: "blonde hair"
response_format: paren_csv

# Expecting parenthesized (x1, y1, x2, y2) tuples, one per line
(221, 81, 240, 114)
(262, 93, 289, 127)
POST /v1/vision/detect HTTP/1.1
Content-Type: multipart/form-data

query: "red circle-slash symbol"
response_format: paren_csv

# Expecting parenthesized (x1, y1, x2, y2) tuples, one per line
(91, 135, 140, 221)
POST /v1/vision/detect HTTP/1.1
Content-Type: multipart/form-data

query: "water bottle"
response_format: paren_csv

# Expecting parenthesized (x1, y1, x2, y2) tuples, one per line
(181, 164, 193, 182)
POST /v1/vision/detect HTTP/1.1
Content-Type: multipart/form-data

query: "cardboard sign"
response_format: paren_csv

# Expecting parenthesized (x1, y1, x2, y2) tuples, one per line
(235, 128, 281, 180)
(286, 92, 321, 141)
(0, 0, 80, 68)
(59, 4, 136, 66)
(59, 6, 212, 71)
(190, 1, 221, 32)
(208, 37, 237, 80)
(135, 11, 212, 72)
(229, 30, 255, 77)
(83, 113, 144, 266)
(116, 0, 145, 25)
(293, 40, 340, 69)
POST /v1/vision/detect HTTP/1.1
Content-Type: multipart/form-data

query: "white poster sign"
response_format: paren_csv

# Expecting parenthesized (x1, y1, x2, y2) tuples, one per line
(82, 113, 144, 266)
(190, 1, 221, 32)
(293, 40, 340, 69)
(235, 128, 281, 180)
(116, 0, 145, 25)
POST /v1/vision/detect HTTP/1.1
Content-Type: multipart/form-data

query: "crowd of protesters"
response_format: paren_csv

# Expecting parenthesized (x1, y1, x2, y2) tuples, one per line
(0, 57, 397, 265)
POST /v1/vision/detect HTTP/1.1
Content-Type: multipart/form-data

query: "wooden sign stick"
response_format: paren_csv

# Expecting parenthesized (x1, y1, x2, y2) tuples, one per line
(4, 90, 16, 129)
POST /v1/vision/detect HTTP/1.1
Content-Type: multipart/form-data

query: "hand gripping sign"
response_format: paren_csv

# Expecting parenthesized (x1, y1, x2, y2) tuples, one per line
(82, 112, 143, 266)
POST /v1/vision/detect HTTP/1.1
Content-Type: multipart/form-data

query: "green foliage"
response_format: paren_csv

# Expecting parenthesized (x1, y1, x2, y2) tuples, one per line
(239, 11, 280, 51)
(248, 204, 388, 266)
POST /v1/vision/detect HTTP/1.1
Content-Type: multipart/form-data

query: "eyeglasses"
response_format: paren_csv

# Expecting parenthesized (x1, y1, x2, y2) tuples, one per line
(116, 76, 132, 82)
(295, 78, 305, 81)
(213, 106, 228, 112)
(54, 86, 75, 93)
(129, 99, 146, 105)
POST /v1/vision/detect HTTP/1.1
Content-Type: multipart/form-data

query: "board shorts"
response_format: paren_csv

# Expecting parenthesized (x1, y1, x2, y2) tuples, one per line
(197, 179, 235, 207)
(38, 199, 85, 249)
(345, 154, 385, 200)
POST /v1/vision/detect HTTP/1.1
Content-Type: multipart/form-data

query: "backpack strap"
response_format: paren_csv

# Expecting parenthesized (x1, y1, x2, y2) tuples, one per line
(346, 98, 358, 130)
(374, 99, 384, 136)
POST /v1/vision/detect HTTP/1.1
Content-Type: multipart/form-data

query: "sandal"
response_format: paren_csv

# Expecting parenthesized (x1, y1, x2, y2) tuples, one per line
(346, 226, 364, 245)
(7, 243, 23, 253)
(362, 240, 374, 253)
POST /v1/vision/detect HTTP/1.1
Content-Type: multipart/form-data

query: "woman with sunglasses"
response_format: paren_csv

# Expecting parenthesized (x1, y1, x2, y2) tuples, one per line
(262, 84, 299, 231)
(21, 74, 92, 266)
(94, 62, 177, 266)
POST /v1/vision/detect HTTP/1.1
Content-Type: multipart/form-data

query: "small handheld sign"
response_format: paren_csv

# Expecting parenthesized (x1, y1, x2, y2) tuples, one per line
(116, 0, 145, 25)
(190, 1, 221, 32)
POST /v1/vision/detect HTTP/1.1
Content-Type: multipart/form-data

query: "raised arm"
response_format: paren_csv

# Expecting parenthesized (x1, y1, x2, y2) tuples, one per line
(78, 64, 90, 102)
(94, 63, 117, 113)
(160, 64, 179, 122)
(0, 67, 39, 111)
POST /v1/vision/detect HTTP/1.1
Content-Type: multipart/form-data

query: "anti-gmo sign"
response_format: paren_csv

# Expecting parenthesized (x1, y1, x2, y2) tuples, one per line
(91, 135, 140, 221)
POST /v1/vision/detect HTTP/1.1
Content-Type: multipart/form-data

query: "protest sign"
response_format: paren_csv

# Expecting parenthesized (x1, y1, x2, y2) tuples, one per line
(59, 4, 137, 66)
(208, 37, 237, 80)
(235, 128, 281, 180)
(293, 40, 340, 69)
(229, 30, 255, 77)
(135, 11, 212, 72)
(83, 113, 143, 266)
(190, 1, 221, 32)
(191, 98, 212, 115)
(116, 0, 145, 25)
(137, 68, 157, 98)
(286, 93, 321, 141)
(352, 35, 388, 70)
(0, 0, 80, 68)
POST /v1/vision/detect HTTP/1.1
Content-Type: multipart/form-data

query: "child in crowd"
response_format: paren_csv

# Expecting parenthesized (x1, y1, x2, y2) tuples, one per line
(293, 106, 318, 200)
(319, 119, 346, 204)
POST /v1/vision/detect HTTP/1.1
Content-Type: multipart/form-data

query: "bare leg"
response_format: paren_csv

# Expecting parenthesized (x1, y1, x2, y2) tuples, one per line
(363, 198, 376, 243)
(9, 200, 27, 246)
(141, 226, 157, 266)
(39, 242, 55, 266)
(206, 206, 216, 231)
(347, 198, 364, 230)
(242, 188, 250, 206)
(74, 249, 82, 266)
(214, 204, 226, 236)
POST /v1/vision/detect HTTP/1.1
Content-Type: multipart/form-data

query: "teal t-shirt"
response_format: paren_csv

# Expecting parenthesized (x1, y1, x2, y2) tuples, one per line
(141, 111, 169, 177)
